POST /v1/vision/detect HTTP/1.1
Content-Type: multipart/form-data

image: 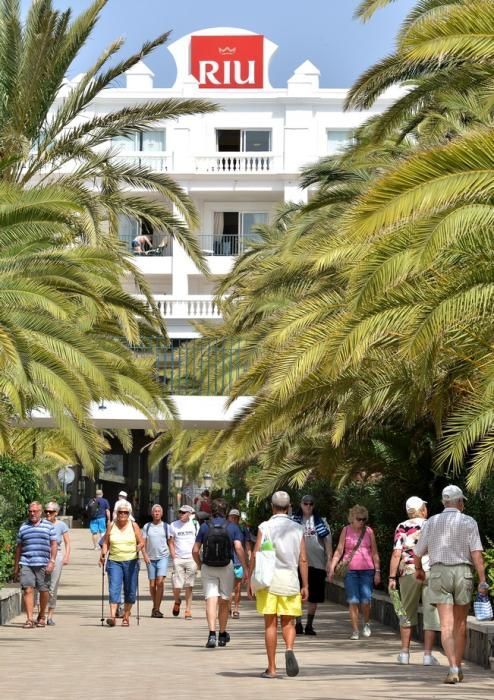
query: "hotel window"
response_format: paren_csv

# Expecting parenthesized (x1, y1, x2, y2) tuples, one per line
(112, 130, 166, 152)
(216, 129, 271, 152)
(210, 211, 268, 254)
(327, 129, 353, 155)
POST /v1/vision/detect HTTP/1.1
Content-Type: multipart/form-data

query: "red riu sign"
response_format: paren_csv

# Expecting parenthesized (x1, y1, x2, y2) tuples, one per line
(191, 35, 264, 89)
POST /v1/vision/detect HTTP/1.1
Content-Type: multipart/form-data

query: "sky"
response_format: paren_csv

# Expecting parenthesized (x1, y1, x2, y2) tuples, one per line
(24, 0, 417, 88)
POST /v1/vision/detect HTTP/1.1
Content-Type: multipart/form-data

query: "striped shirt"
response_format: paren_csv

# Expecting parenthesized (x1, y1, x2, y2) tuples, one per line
(17, 519, 57, 566)
(414, 508, 483, 566)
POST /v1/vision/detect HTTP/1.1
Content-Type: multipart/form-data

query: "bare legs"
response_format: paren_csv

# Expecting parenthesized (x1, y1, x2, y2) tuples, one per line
(173, 585, 193, 611)
(149, 576, 165, 613)
(23, 587, 47, 621)
(263, 615, 296, 675)
(400, 626, 436, 654)
(205, 596, 229, 633)
(436, 603, 469, 669)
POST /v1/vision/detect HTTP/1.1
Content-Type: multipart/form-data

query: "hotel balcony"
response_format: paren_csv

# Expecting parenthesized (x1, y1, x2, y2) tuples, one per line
(143, 295, 222, 320)
(194, 152, 282, 174)
(112, 152, 173, 172)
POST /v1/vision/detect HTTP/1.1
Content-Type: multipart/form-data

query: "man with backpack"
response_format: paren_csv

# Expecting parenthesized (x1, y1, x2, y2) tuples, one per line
(142, 504, 169, 618)
(192, 498, 248, 648)
(87, 489, 110, 549)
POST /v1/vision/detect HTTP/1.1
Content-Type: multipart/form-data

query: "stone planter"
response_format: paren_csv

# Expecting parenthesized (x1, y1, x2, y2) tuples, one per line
(0, 586, 21, 625)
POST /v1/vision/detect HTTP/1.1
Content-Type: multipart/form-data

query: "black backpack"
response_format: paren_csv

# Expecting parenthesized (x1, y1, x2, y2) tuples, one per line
(202, 521, 232, 567)
(86, 498, 99, 519)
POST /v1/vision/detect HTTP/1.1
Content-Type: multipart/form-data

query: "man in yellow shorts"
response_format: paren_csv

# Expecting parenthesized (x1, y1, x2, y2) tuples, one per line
(249, 491, 308, 679)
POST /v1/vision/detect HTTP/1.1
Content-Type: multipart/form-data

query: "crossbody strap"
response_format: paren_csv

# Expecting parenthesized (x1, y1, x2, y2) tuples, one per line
(342, 526, 366, 567)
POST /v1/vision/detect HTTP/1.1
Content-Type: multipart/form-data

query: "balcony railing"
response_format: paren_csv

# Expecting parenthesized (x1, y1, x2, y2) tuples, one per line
(195, 152, 280, 173)
(198, 234, 261, 256)
(120, 233, 173, 256)
(112, 152, 172, 172)
(139, 296, 222, 320)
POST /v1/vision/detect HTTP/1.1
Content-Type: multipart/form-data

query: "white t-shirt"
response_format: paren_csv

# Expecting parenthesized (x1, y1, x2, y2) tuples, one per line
(168, 518, 197, 559)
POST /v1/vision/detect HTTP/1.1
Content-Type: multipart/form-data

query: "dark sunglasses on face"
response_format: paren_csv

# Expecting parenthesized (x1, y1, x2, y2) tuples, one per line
(44, 510, 56, 514)
(118, 511, 129, 515)
(302, 502, 314, 506)
(356, 517, 367, 522)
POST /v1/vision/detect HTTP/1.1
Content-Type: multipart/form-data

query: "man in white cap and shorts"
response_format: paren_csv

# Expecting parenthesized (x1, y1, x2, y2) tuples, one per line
(414, 485, 487, 684)
(168, 505, 198, 620)
(388, 496, 440, 666)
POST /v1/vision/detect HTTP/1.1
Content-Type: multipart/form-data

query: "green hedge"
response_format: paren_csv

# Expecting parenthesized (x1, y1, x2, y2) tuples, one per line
(0, 456, 45, 586)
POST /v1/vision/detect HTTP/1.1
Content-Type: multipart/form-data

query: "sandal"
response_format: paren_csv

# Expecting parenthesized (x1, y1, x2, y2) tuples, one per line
(105, 617, 116, 627)
(172, 600, 181, 617)
(22, 619, 35, 629)
(121, 618, 130, 627)
(184, 610, 192, 620)
(151, 609, 164, 618)
(35, 616, 46, 628)
(232, 610, 240, 619)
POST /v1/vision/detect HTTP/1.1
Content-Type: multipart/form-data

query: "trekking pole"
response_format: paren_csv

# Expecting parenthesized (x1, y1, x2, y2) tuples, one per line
(100, 559, 105, 626)
(136, 558, 140, 626)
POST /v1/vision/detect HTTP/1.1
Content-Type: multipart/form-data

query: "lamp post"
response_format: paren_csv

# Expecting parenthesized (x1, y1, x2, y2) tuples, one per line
(203, 472, 213, 490)
(173, 472, 183, 513)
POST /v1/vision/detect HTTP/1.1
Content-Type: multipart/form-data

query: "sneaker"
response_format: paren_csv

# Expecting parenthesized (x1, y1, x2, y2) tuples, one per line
(362, 623, 371, 638)
(304, 625, 316, 636)
(205, 633, 216, 648)
(423, 654, 440, 666)
(350, 630, 359, 640)
(397, 652, 410, 664)
(46, 618, 55, 626)
(295, 621, 304, 635)
(443, 671, 460, 684)
(218, 631, 230, 647)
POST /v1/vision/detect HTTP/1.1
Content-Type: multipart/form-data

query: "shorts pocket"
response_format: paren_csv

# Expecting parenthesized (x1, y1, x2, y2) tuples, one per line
(430, 572, 442, 592)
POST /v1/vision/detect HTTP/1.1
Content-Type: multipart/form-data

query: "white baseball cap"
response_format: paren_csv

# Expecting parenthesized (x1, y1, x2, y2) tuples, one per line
(442, 485, 467, 501)
(405, 496, 427, 513)
(228, 508, 240, 517)
(179, 505, 195, 513)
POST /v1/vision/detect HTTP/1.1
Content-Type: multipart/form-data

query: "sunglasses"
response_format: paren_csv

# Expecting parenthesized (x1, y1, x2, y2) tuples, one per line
(356, 517, 367, 522)
(28, 510, 40, 514)
(302, 502, 314, 506)
(118, 511, 130, 515)
(44, 510, 56, 514)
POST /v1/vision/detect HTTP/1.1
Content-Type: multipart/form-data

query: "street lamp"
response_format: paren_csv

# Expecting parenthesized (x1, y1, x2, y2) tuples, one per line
(203, 472, 213, 490)
(173, 472, 183, 510)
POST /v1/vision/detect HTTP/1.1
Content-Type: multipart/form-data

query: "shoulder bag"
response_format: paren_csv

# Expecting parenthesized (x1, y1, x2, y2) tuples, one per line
(334, 526, 366, 579)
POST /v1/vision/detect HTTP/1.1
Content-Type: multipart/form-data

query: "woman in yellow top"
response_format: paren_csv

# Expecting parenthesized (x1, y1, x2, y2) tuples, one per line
(99, 499, 145, 626)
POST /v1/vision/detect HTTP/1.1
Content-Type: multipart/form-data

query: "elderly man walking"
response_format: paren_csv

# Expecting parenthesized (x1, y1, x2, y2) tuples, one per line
(414, 485, 487, 684)
(249, 491, 308, 679)
(14, 501, 58, 628)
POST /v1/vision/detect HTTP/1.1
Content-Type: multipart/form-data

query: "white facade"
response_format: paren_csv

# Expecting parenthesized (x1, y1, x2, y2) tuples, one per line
(35, 27, 401, 428)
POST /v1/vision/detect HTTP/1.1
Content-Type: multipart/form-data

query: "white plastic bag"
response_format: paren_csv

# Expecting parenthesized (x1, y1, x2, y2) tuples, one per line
(251, 526, 276, 592)
(473, 593, 493, 621)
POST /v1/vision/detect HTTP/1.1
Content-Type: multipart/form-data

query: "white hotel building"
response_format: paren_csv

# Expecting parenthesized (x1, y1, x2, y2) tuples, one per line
(44, 27, 399, 512)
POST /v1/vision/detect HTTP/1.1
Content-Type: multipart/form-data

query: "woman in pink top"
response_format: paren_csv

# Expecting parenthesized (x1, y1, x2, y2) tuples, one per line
(329, 505, 380, 640)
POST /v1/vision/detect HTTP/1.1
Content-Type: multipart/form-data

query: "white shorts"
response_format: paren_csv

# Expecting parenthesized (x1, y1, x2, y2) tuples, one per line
(201, 563, 234, 600)
(172, 558, 198, 589)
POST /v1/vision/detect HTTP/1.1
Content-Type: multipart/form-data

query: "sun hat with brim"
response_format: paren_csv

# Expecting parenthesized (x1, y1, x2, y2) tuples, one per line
(229, 509, 240, 517)
(179, 505, 195, 513)
(442, 485, 467, 501)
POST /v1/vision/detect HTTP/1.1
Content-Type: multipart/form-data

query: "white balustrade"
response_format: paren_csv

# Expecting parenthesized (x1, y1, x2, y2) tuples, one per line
(139, 296, 222, 320)
(112, 152, 172, 172)
(195, 152, 281, 173)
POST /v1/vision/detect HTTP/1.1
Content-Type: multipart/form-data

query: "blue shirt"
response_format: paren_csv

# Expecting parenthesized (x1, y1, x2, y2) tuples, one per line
(53, 520, 69, 550)
(95, 497, 109, 519)
(17, 519, 57, 566)
(196, 517, 243, 562)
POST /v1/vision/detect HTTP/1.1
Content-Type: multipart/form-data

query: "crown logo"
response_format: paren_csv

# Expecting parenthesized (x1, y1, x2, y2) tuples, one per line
(218, 46, 236, 56)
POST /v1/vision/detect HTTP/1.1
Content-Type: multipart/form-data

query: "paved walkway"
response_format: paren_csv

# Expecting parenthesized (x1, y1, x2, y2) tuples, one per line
(1, 530, 493, 699)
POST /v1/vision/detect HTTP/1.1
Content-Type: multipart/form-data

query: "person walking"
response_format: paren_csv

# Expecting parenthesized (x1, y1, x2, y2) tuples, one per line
(99, 499, 144, 627)
(292, 494, 332, 635)
(168, 505, 198, 620)
(329, 504, 381, 640)
(142, 504, 169, 618)
(414, 485, 487, 684)
(388, 496, 440, 665)
(87, 488, 110, 549)
(249, 491, 308, 679)
(13, 502, 58, 628)
(43, 501, 71, 626)
(228, 508, 251, 619)
(192, 498, 247, 648)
